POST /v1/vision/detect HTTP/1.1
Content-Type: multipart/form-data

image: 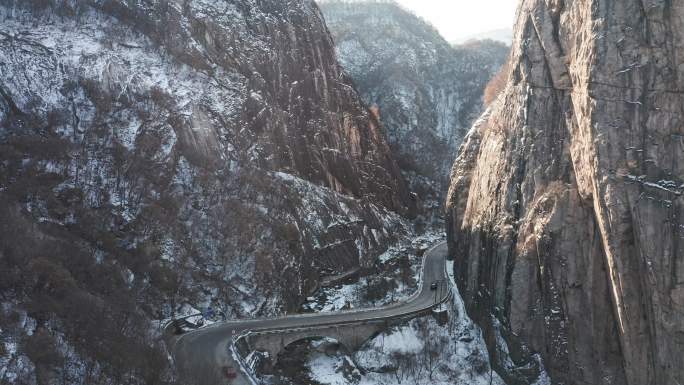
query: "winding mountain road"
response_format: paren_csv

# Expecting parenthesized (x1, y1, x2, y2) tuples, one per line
(169, 241, 450, 385)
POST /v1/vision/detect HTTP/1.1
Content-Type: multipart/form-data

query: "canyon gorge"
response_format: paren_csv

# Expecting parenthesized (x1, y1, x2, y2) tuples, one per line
(0, 0, 682, 385)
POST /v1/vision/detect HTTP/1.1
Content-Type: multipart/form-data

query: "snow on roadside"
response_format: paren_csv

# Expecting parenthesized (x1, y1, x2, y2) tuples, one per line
(301, 232, 445, 313)
(366, 325, 424, 355)
(307, 353, 361, 385)
(259, 233, 553, 385)
(447, 262, 552, 385)
(296, 265, 508, 385)
(304, 301, 506, 385)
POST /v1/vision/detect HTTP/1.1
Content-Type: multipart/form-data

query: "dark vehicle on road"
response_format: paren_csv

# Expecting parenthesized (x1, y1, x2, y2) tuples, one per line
(430, 282, 438, 290)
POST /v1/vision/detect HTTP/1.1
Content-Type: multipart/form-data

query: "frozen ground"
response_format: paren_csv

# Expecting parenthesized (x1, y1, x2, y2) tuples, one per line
(265, 245, 553, 385)
(276, 285, 505, 385)
(266, 231, 505, 385)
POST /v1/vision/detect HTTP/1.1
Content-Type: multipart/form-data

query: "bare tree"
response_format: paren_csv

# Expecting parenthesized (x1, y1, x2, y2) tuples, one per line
(390, 352, 411, 384)
(415, 319, 441, 381)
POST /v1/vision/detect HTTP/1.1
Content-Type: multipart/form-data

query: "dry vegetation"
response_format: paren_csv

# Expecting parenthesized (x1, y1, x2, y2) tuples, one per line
(0, 123, 175, 384)
(483, 57, 512, 106)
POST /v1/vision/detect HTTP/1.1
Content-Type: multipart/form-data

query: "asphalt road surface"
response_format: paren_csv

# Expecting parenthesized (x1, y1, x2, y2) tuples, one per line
(170, 241, 450, 385)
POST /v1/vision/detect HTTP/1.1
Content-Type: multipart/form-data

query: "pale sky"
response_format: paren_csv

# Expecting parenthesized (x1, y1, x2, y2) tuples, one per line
(392, 0, 519, 42)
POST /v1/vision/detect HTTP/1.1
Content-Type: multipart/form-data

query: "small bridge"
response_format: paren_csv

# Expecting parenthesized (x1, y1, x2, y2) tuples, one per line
(233, 291, 452, 371)
(238, 321, 385, 366)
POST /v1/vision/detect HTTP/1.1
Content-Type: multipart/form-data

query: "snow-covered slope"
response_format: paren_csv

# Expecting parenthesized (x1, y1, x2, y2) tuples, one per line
(319, 0, 509, 219)
(0, 1, 417, 383)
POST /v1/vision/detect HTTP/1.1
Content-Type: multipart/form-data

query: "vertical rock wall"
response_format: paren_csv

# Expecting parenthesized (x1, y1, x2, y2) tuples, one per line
(446, 1, 684, 384)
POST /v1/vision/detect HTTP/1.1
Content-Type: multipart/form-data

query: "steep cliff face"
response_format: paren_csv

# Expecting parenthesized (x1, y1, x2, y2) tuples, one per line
(319, 0, 509, 218)
(0, 0, 414, 383)
(447, 1, 684, 385)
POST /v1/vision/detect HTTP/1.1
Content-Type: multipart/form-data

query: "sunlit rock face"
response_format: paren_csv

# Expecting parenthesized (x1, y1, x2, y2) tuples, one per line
(0, 0, 415, 382)
(319, 0, 509, 221)
(446, 1, 684, 384)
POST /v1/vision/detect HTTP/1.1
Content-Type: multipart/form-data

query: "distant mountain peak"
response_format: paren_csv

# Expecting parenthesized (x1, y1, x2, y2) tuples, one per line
(452, 28, 513, 46)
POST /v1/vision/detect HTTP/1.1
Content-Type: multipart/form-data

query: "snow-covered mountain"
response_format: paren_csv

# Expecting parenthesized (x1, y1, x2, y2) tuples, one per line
(319, 0, 509, 219)
(0, 0, 418, 383)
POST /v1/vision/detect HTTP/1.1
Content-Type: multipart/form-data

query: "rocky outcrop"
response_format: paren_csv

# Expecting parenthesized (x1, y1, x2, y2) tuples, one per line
(0, 0, 415, 383)
(320, 0, 509, 220)
(446, 1, 684, 384)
